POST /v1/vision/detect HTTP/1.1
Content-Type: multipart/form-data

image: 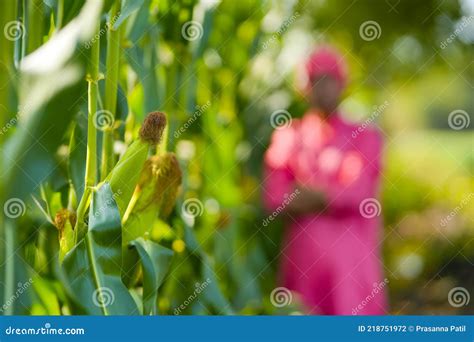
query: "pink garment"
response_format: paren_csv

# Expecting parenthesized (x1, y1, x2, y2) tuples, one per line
(263, 111, 387, 315)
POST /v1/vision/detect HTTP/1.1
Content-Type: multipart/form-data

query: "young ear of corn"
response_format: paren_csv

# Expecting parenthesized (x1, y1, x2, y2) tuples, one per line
(105, 112, 168, 217)
(121, 152, 182, 286)
(72, 112, 167, 244)
(54, 209, 76, 262)
(125, 152, 182, 220)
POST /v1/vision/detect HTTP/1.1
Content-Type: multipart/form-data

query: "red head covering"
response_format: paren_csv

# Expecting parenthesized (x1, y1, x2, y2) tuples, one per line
(306, 46, 348, 89)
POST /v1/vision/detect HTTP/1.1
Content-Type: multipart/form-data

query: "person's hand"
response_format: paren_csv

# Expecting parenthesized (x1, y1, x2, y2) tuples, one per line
(286, 183, 328, 215)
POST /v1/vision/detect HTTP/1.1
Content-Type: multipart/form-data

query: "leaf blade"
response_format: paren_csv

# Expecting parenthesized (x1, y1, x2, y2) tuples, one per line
(62, 183, 138, 315)
(129, 238, 173, 315)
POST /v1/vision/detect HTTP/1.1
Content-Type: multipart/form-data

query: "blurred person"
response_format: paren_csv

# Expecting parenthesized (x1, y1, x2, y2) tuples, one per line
(263, 46, 387, 315)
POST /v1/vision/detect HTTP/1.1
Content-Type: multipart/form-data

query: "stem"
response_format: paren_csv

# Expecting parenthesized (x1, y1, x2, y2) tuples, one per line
(86, 234, 109, 315)
(18, 0, 26, 61)
(73, 187, 92, 244)
(67, 183, 77, 211)
(101, 1, 121, 180)
(72, 20, 101, 245)
(56, 0, 64, 30)
(4, 221, 15, 315)
(27, 0, 44, 54)
(85, 20, 100, 189)
(0, 0, 17, 316)
(0, 0, 15, 134)
(101, 131, 114, 178)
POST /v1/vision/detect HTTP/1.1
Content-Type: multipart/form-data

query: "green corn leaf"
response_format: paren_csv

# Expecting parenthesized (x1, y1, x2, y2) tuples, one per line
(113, 0, 145, 30)
(193, 8, 215, 60)
(62, 183, 138, 315)
(31, 277, 62, 315)
(69, 116, 87, 200)
(121, 208, 156, 286)
(3, 0, 103, 199)
(125, 45, 161, 116)
(0, 0, 103, 316)
(125, 0, 151, 43)
(182, 223, 234, 315)
(44, 0, 88, 27)
(201, 256, 234, 315)
(129, 238, 173, 315)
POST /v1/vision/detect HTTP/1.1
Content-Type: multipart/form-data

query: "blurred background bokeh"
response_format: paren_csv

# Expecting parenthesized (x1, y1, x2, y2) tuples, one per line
(151, 0, 473, 315)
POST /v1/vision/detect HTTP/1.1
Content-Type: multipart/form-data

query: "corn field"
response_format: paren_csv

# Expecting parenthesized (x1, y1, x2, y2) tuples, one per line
(0, 0, 239, 315)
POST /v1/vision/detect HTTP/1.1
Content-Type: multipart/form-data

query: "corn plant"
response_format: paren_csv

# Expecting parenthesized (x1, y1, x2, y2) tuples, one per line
(0, 0, 244, 315)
